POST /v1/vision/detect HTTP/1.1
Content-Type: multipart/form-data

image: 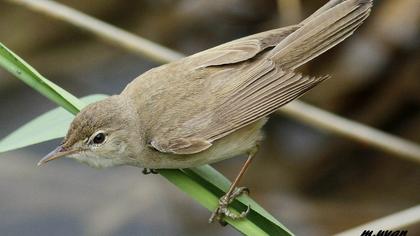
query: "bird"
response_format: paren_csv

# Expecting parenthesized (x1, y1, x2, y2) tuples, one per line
(38, 0, 373, 224)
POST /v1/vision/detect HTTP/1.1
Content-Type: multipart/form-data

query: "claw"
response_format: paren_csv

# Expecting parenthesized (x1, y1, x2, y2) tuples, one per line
(208, 187, 251, 224)
(142, 168, 159, 175)
(230, 187, 249, 202)
(224, 204, 251, 220)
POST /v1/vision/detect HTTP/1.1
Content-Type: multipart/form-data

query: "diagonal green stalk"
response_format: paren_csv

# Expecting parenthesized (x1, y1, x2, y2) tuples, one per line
(0, 43, 83, 113)
(0, 43, 293, 235)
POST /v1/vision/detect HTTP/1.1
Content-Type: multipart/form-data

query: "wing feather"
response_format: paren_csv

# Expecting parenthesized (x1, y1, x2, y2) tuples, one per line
(151, 68, 328, 154)
(188, 26, 299, 68)
(148, 0, 372, 155)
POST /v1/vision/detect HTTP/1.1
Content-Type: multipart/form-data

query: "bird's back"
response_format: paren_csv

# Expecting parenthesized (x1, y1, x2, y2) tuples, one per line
(122, 0, 372, 159)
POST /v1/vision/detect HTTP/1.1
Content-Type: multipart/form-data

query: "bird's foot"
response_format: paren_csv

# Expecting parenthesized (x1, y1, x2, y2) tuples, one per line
(142, 168, 159, 175)
(208, 187, 251, 225)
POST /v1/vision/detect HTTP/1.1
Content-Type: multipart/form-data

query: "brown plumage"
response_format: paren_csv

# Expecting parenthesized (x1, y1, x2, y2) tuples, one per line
(121, 0, 371, 158)
(39, 0, 373, 223)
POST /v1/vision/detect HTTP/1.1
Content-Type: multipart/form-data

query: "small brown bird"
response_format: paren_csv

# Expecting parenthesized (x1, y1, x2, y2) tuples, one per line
(38, 0, 372, 224)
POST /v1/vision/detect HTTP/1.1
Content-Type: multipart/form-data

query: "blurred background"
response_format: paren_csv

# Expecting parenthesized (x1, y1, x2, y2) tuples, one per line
(0, 0, 419, 235)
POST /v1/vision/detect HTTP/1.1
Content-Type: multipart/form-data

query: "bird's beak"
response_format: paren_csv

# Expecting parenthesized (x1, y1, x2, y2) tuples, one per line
(37, 145, 75, 166)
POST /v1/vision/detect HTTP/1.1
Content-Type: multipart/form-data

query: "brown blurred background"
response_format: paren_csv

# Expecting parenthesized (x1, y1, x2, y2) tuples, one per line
(0, 0, 419, 235)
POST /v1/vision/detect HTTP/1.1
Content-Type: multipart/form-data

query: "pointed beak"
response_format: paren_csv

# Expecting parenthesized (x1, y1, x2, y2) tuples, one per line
(37, 145, 75, 166)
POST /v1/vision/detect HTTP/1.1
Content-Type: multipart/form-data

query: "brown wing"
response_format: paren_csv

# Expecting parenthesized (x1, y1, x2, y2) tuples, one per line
(149, 0, 372, 155)
(150, 65, 328, 154)
(185, 25, 299, 68)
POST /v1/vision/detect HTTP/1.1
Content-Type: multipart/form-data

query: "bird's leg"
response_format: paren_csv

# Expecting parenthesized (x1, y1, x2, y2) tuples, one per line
(142, 168, 159, 175)
(209, 146, 258, 225)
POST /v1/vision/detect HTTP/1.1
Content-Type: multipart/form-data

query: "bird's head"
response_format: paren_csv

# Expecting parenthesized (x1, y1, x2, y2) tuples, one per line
(38, 95, 140, 168)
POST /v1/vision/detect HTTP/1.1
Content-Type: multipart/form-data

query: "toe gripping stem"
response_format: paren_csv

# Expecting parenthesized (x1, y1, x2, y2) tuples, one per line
(142, 168, 159, 175)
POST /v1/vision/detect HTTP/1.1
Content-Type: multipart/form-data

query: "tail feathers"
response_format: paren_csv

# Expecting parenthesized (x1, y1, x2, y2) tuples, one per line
(301, 0, 348, 25)
(268, 0, 372, 70)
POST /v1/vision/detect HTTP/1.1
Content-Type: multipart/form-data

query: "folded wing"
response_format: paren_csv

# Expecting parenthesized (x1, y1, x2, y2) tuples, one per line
(149, 0, 372, 155)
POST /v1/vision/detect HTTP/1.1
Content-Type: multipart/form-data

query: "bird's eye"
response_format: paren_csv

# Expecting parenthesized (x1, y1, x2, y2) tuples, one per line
(92, 132, 106, 144)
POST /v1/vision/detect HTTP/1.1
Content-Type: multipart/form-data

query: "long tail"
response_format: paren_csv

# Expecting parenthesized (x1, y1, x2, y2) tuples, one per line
(268, 0, 373, 70)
